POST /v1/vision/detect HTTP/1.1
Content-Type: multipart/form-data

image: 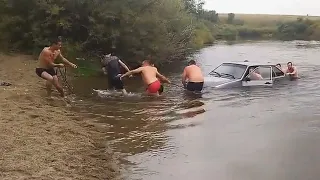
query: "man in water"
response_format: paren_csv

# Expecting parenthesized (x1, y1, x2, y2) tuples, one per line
(285, 62, 298, 79)
(35, 38, 77, 97)
(182, 60, 204, 92)
(120, 60, 171, 96)
(102, 52, 131, 95)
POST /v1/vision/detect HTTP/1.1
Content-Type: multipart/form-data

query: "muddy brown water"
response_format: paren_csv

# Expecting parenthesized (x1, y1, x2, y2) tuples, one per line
(71, 41, 320, 180)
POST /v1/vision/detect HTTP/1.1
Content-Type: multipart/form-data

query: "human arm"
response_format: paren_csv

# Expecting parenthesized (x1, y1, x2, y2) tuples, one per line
(120, 67, 142, 79)
(182, 68, 187, 85)
(156, 71, 171, 84)
(288, 67, 297, 75)
(118, 59, 130, 72)
(257, 73, 263, 80)
(59, 53, 77, 68)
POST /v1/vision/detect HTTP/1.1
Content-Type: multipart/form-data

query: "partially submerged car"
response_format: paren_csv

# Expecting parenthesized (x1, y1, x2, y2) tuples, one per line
(204, 61, 287, 89)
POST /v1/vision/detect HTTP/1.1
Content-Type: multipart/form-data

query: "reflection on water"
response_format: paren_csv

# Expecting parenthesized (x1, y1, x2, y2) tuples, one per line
(71, 41, 320, 180)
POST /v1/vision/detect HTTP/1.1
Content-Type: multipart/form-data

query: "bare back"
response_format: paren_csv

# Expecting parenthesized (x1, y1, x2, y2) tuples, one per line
(38, 47, 55, 69)
(184, 65, 204, 82)
(140, 66, 159, 85)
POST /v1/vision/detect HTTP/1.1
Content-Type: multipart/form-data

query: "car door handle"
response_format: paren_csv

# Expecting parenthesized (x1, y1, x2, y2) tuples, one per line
(265, 82, 271, 84)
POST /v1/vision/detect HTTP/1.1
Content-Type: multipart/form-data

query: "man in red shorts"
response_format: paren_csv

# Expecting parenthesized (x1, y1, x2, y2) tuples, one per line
(120, 60, 171, 96)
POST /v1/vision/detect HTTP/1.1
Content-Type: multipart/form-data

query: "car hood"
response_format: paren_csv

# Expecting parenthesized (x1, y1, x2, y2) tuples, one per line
(204, 76, 236, 87)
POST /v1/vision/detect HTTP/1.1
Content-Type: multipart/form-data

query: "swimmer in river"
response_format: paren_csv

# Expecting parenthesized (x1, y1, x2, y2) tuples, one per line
(182, 60, 204, 92)
(285, 62, 298, 79)
(102, 51, 131, 95)
(120, 60, 171, 96)
(35, 37, 77, 97)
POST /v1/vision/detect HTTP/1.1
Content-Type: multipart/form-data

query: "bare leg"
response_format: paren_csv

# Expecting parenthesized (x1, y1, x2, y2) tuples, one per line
(52, 75, 65, 97)
(40, 72, 54, 97)
(45, 80, 53, 96)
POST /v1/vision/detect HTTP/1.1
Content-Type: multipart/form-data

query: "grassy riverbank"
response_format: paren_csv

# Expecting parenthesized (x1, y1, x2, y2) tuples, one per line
(215, 14, 320, 40)
(0, 54, 121, 179)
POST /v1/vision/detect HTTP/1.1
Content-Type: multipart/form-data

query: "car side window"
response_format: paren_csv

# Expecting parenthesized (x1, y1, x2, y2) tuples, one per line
(272, 66, 285, 77)
(246, 66, 271, 81)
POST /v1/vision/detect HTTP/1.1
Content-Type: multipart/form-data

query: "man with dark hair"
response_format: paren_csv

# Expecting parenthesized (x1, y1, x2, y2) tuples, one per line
(120, 60, 171, 96)
(182, 60, 204, 92)
(35, 37, 77, 97)
(102, 51, 131, 95)
(285, 61, 298, 79)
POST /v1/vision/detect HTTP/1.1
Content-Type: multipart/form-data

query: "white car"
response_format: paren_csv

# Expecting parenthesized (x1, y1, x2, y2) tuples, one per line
(204, 61, 287, 89)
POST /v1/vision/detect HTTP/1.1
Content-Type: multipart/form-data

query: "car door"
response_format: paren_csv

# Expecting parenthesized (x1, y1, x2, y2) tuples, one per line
(242, 66, 273, 87)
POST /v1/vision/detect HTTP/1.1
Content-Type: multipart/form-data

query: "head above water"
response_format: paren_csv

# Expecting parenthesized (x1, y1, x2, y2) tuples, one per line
(49, 37, 62, 50)
(188, 60, 196, 66)
(287, 62, 293, 68)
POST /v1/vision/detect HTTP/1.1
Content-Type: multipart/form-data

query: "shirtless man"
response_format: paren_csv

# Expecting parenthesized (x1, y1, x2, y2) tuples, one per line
(285, 62, 298, 79)
(120, 60, 171, 96)
(182, 60, 204, 92)
(35, 38, 77, 97)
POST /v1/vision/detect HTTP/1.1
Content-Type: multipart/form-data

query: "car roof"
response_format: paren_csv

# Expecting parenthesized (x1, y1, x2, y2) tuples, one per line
(221, 61, 275, 67)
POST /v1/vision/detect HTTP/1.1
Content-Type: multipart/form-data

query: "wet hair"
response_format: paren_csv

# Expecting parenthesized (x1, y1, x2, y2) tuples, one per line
(287, 62, 293, 66)
(188, 60, 196, 65)
(276, 63, 281, 67)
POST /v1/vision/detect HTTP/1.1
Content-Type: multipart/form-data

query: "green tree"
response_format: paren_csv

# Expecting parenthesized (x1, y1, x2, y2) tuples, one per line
(227, 13, 235, 24)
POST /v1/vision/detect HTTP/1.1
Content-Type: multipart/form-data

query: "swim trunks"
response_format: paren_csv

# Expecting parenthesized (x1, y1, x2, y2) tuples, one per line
(186, 82, 204, 92)
(146, 80, 161, 94)
(108, 74, 124, 90)
(35, 68, 56, 77)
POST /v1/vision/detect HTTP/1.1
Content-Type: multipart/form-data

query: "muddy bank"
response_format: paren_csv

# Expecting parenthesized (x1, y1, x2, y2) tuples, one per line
(0, 54, 121, 179)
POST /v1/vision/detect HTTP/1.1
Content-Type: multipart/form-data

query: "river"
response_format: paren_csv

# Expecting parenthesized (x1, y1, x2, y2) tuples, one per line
(71, 41, 320, 180)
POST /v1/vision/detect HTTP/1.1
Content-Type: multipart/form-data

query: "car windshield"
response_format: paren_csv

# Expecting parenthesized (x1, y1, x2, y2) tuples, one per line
(209, 63, 247, 79)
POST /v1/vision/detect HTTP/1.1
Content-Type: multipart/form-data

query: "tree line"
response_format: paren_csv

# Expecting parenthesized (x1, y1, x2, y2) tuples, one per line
(0, 0, 319, 66)
(0, 0, 219, 65)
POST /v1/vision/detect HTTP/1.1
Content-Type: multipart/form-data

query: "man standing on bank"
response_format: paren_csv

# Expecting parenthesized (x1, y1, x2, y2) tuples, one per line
(35, 37, 77, 97)
(182, 60, 204, 92)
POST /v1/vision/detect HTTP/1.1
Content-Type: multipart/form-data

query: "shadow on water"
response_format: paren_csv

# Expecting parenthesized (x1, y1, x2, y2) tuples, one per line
(70, 41, 320, 180)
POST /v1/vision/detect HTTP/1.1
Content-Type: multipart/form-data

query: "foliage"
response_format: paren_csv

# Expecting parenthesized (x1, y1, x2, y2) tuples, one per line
(2, 0, 320, 70)
(227, 13, 235, 24)
(276, 18, 320, 40)
(0, 0, 217, 65)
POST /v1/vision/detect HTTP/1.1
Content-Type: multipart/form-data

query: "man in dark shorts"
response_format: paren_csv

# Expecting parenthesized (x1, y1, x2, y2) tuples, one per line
(35, 38, 77, 97)
(182, 60, 204, 92)
(102, 52, 131, 95)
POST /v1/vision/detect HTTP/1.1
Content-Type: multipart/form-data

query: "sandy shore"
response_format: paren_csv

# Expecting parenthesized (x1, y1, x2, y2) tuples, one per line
(0, 54, 121, 179)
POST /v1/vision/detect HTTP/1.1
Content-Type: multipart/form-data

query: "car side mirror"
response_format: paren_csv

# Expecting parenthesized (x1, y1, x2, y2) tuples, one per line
(244, 77, 251, 81)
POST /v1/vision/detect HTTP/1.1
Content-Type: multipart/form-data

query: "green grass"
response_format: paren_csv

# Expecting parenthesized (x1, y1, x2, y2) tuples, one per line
(219, 13, 320, 27)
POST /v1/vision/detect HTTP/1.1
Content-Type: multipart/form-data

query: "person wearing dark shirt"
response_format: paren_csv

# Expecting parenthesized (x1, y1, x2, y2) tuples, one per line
(102, 52, 131, 95)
